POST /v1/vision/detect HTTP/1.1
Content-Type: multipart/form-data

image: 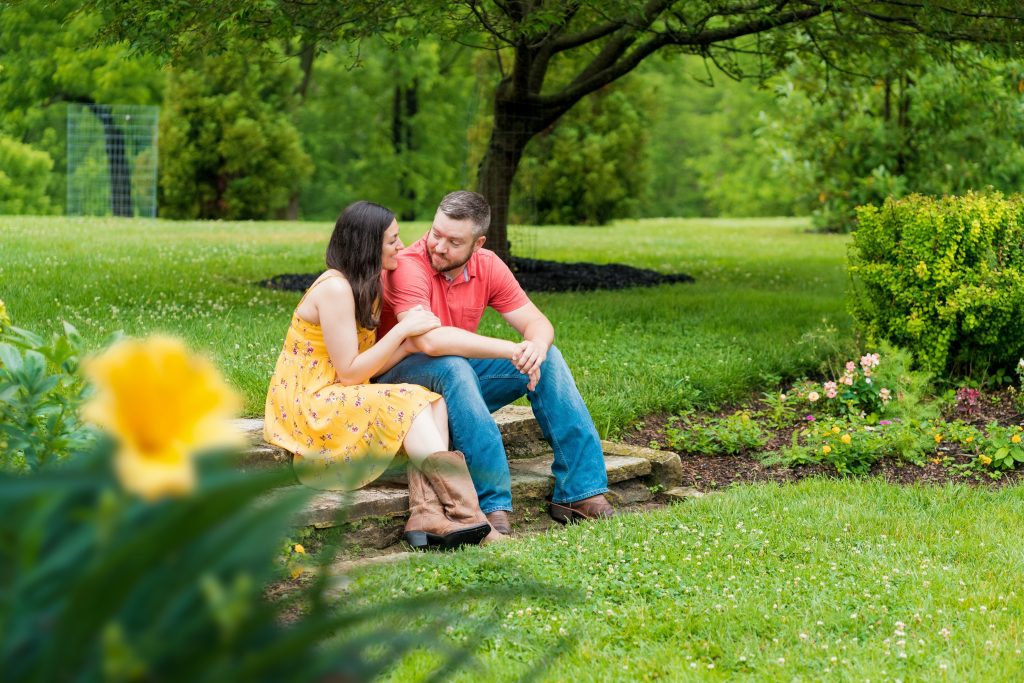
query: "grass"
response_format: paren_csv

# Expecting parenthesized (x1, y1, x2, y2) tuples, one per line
(347, 479, 1024, 681)
(2, 215, 851, 431)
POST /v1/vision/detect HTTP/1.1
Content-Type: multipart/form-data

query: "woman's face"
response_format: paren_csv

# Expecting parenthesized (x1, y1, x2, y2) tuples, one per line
(381, 219, 404, 270)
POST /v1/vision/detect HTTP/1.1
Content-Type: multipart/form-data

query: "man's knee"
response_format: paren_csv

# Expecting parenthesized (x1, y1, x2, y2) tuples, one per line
(408, 355, 482, 398)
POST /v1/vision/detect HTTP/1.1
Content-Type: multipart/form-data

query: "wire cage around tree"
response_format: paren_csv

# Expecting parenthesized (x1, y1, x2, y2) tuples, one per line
(66, 104, 159, 218)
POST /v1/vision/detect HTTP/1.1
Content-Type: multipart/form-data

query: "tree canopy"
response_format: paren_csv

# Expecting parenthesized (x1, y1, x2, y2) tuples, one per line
(64, 2, 1024, 255)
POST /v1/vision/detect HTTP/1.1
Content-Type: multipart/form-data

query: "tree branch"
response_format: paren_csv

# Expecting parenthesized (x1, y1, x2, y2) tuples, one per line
(535, 3, 831, 109)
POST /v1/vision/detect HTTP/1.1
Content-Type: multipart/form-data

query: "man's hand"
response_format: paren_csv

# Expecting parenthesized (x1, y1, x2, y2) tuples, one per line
(526, 365, 541, 392)
(511, 339, 547, 375)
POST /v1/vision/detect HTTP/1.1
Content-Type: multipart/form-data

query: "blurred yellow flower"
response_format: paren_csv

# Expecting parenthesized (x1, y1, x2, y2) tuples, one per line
(966, 436, 974, 443)
(822, 445, 832, 454)
(293, 544, 306, 554)
(980, 454, 993, 465)
(1013, 435, 1021, 444)
(840, 434, 852, 445)
(934, 434, 943, 444)
(0, 298, 9, 330)
(831, 426, 841, 434)
(84, 336, 241, 500)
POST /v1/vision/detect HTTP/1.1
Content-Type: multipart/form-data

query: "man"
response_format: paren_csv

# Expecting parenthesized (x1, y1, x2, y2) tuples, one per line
(376, 190, 614, 535)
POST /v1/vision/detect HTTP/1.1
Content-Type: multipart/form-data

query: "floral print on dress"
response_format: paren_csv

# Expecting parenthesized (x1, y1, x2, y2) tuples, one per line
(263, 304, 440, 492)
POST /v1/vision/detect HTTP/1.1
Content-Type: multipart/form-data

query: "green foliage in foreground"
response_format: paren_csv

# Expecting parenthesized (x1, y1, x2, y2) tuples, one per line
(2, 441, 522, 681)
(351, 479, 1024, 681)
(850, 192, 1024, 376)
(1, 216, 851, 432)
(0, 320, 93, 472)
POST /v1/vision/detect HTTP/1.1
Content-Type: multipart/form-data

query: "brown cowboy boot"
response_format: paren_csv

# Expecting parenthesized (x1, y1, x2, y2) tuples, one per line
(404, 458, 490, 550)
(420, 450, 501, 542)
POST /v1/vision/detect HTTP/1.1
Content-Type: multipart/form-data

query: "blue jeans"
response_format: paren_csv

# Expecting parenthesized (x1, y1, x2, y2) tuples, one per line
(374, 346, 609, 513)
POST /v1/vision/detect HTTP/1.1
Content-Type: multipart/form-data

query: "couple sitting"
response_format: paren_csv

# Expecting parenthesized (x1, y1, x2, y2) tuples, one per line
(264, 191, 614, 549)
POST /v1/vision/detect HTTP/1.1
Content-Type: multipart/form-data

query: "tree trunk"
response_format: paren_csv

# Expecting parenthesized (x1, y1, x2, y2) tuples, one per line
(392, 78, 420, 221)
(475, 100, 545, 263)
(89, 104, 133, 217)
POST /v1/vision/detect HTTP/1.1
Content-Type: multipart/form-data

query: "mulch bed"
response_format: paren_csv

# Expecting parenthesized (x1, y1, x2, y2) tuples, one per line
(622, 390, 1024, 492)
(259, 257, 693, 294)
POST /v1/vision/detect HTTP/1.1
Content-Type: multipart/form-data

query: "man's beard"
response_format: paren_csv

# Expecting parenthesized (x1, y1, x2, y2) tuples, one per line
(430, 251, 472, 274)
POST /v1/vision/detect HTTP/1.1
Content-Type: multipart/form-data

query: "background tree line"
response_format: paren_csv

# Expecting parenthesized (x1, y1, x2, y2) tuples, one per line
(2, 1, 1023, 235)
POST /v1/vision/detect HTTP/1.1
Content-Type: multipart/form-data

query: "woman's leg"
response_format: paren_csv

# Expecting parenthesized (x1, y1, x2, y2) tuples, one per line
(402, 398, 505, 542)
(430, 397, 449, 447)
(402, 401, 448, 464)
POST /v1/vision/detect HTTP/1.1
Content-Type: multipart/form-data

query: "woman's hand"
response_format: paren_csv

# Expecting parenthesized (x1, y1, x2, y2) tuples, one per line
(399, 305, 441, 337)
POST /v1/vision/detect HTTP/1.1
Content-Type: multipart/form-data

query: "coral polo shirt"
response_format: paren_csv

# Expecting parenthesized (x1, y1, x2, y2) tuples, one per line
(379, 237, 530, 336)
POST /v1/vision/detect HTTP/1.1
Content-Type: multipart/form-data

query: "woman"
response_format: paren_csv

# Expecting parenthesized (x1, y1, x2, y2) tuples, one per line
(264, 201, 500, 548)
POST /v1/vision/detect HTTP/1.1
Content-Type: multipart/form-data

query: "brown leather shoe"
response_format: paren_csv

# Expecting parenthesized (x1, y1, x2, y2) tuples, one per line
(549, 494, 616, 525)
(485, 510, 512, 535)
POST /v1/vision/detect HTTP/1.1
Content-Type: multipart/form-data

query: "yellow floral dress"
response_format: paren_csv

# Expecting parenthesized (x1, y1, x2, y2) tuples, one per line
(263, 286, 439, 491)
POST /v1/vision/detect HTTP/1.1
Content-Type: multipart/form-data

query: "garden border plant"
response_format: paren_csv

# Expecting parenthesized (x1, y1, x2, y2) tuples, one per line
(849, 191, 1024, 376)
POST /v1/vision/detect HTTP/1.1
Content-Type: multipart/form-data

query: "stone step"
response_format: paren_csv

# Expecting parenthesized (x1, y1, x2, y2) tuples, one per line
(233, 404, 549, 477)
(282, 451, 657, 529)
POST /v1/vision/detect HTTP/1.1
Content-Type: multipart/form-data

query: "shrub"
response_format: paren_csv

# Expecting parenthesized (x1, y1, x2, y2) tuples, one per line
(0, 135, 55, 215)
(159, 46, 312, 220)
(849, 192, 1024, 375)
(777, 416, 936, 475)
(0, 303, 92, 472)
(665, 410, 768, 455)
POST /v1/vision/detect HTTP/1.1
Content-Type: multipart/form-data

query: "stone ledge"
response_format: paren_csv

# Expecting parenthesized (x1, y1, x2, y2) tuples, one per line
(233, 404, 550, 473)
(286, 452, 655, 530)
(600, 440, 683, 489)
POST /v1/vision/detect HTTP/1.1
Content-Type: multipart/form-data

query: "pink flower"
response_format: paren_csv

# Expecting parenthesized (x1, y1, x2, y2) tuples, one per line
(805, 414, 816, 421)
(841, 375, 854, 386)
(808, 391, 820, 402)
(860, 353, 880, 370)
(845, 361, 857, 372)
(880, 388, 892, 402)
(823, 381, 838, 398)
(826, 388, 838, 399)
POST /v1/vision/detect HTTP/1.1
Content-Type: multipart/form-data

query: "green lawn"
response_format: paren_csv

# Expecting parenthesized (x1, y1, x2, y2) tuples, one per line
(349, 479, 1024, 682)
(1, 215, 851, 432)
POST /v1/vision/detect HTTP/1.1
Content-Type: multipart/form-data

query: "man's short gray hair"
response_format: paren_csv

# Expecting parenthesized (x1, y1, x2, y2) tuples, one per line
(438, 191, 490, 237)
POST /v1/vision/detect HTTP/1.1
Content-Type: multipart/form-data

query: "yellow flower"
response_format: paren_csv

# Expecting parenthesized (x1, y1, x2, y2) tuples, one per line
(966, 436, 974, 443)
(0, 298, 9, 330)
(832, 426, 841, 434)
(84, 336, 241, 500)
(1013, 435, 1021, 444)
(822, 445, 832, 454)
(841, 434, 852, 445)
(934, 434, 943, 444)
(930, 457, 942, 465)
(293, 543, 306, 554)
(980, 455, 993, 465)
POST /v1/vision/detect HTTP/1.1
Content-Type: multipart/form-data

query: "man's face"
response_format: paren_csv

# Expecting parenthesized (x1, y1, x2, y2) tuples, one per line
(425, 210, 485, 277)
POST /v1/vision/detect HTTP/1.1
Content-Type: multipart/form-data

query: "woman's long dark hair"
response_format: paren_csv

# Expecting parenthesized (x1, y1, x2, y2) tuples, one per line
(325, 200, 395, 330)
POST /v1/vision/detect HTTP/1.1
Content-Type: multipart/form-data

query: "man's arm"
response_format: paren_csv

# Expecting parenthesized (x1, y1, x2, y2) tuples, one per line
(501, 301, 554, 375)
(398, 314, 518, 359)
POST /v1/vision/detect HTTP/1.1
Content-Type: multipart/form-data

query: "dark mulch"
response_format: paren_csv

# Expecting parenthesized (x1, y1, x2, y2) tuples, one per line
(622, 390, 1024, 493)
(259, 257, 694, 294)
